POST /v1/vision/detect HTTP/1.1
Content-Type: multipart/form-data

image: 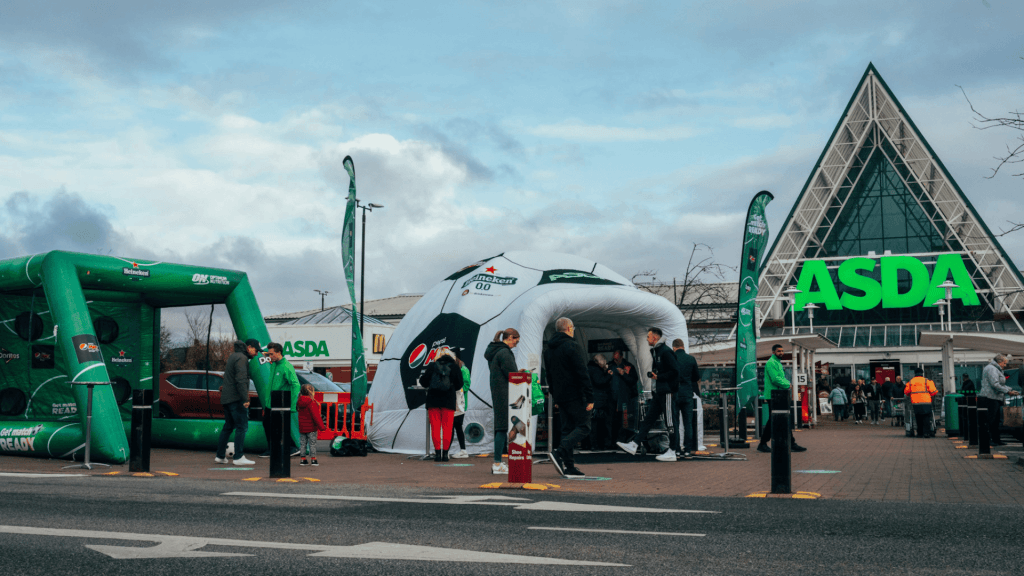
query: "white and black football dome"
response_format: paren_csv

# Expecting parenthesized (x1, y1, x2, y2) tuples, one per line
(367, 251, 688, 454)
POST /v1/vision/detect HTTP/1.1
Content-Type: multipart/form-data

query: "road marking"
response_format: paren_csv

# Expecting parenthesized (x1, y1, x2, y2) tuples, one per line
(223, 492, 719, 514)
(0, 473, 86, 478)
(0, 525, 627, 566)
(529, 527, 705, 537)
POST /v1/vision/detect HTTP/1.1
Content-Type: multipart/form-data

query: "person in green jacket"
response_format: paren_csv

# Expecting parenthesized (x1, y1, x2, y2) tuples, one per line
(448, 349, 473, 459)
(259, 342, 301, 458)
(756, 344, 807, 453)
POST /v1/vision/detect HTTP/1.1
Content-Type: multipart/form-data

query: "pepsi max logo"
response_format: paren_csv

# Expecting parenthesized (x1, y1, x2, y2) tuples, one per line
(408, 344, 428, 368)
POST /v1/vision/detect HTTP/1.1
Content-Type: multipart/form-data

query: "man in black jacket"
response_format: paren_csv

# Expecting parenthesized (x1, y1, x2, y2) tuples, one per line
(617, 327, 680, 462)
(215, 339, 259, 466)
(671, 338, 700, 458)
(544, 317, 593, 478)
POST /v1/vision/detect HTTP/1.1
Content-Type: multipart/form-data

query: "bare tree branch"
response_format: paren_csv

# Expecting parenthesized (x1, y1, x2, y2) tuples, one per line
(959, 85, 1024, 179)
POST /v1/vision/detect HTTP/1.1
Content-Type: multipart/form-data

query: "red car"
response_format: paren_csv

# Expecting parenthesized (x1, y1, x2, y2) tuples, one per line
(158, 370, 260, 419)
(158, 369, 347, 419)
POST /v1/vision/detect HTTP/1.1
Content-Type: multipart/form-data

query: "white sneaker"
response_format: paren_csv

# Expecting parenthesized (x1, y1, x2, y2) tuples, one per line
(616, 441, 638, 455)
(491, 462, 508, 475)
(232, 457, 255, 465)
(655, 448, 677, 462)
(451, 450, 469, 459)
(213, 457, 229, 464)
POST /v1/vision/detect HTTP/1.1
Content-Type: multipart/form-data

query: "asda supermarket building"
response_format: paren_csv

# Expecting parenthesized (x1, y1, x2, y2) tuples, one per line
(742, 64, 1024, 394)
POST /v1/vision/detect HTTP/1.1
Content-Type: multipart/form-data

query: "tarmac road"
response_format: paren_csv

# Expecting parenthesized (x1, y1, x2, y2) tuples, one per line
(1, 473, 1020, 575)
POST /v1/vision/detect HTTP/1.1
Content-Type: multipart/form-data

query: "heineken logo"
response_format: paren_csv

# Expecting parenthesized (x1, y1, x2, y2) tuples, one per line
(122, 267, 150, 279)
(795, 254, 980, 311)
(461, 273, 518, 290)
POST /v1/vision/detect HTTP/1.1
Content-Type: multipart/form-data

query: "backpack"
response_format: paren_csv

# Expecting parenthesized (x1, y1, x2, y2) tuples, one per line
(429, 362, 453, 391)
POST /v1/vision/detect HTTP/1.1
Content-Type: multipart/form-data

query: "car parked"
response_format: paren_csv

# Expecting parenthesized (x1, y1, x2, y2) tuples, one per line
(159, 369, 348, 419)
(158, 370, 260, 419)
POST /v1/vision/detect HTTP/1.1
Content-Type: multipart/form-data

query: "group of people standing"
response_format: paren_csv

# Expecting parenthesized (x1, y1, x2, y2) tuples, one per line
(827, 374, 907, 425)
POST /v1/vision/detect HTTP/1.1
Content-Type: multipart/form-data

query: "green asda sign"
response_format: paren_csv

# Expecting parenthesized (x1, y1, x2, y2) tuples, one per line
(794, 254, 980, 311)
(282, 340, 331, 358)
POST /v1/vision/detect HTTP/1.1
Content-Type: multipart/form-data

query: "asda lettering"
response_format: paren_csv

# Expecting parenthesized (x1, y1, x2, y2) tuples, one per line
(794, 254, 980, 311)
(282, 340, 330, 358)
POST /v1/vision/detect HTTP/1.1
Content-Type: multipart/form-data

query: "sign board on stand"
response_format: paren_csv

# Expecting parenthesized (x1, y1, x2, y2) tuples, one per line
(507, 372, 532, 483)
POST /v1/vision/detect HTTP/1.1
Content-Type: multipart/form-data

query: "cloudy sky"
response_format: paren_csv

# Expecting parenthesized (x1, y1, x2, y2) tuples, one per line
(2, 1, 1022, 334)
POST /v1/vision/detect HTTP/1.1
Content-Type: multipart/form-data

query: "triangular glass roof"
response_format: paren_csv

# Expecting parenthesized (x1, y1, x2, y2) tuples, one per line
(757, 64, 1024, 331)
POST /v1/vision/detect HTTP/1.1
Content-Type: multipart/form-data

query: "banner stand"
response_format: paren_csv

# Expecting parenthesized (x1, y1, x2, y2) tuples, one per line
(507, 372, 533, 483)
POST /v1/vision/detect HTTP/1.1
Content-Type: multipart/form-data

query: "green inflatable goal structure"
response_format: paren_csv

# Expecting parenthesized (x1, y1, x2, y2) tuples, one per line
(0, 251, 294, 464)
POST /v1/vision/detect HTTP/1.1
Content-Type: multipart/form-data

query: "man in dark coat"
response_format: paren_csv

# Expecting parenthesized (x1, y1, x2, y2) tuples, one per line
(484, 328, 519, 475)
(617, 327, 680, 462)
(215, 339, 259, 465)
(671, 338, 700, 457)
(544, 317, 593, 478)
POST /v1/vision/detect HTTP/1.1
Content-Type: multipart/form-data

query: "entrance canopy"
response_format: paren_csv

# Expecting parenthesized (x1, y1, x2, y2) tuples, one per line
(692, 334, 838, 364)
(918, 331, 1024, 357)
(367, 251, 688, 454)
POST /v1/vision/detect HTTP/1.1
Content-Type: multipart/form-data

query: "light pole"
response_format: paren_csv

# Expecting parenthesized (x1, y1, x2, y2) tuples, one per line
(803, 302, 819, 333)
(937, 280, 959, 331)
(314, 289, 329, 311)
(783, 286, 802, 335)
(356, 201, 384, 339)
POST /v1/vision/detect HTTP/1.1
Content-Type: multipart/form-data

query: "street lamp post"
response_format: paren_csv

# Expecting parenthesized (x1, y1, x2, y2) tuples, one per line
(783, 286, 802, 335)
(314, 289, 329, 312)
(803, 302, 819, 333)
(937, 280, 959, 331)
(356, 201, 384, 339)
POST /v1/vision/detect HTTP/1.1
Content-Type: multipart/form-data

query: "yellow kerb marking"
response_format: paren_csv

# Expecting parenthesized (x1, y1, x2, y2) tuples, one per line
(132, 472, 154, 477)
(156, 471, 178, 476)
(523, 483, 548, 490)
(243, 477, 261, 481)
(479, 482, 503, 489)
(792, 494, 817, 499)
(101, 471, 120, 475)
(301, 477, 321, 482)
(546, 484, 561, 488)
(746, 493, 767, 498)
(276, 478, 298, 483)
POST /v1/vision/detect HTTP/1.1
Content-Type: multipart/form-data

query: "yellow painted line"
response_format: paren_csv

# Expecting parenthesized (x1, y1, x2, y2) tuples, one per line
(276, 478, 298, 483)
(796, 491, 821, 497)
(132, 472, 154, 477)
(156, 471, 178, 476)
(994, 454, 1008, 459)
(301, 477, 321, 482)
(101, 471, 120, 476)
(546, 484, 561, 488)
(956, 446, 969, 449)
(479, 482, 503, 489)
(523, 483, 548, 490)
(243, 477, 261, 481)
(964, 455, 977, 459)
(746, 493, 767, 498)
(792, 494, 817, 499)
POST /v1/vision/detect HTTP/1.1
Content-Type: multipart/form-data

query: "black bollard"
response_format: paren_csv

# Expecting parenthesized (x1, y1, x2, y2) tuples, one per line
(770, 409, 791, 494)
(269, 390, 291, 478)
(977, 407, 990, 455)
(967, 396, 978, 446)
(719, 393, 728, 447)
(129, 389, 152, 472)
(736, 405, 750, 448)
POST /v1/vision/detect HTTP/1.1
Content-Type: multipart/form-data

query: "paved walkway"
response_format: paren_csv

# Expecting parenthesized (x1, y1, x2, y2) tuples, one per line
(2, 419, 1022, 504)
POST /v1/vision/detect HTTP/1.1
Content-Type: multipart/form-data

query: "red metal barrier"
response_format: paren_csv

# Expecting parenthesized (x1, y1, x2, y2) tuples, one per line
(315, 391, 374, 441)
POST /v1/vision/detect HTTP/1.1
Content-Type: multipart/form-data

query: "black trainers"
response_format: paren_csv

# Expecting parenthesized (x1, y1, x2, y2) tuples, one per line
(259, 450, 271, 458)
(290, 448, 301, 457)
(791, 443, 808, 452)
(550, 448, 565, 476)
(563, 466, 585, 478)
(756, 443, 771, 453)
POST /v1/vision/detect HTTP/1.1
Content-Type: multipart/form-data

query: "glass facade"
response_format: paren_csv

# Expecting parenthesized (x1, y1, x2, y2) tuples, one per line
(792, 134, 992, 327)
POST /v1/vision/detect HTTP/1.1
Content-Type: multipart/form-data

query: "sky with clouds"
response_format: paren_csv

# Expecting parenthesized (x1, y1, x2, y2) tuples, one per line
(2, 1, 1023, 335)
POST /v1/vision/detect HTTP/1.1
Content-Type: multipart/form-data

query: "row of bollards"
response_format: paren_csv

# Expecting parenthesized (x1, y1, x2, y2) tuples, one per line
(127, 388, 294, 477)
(954, 395, 995, 456)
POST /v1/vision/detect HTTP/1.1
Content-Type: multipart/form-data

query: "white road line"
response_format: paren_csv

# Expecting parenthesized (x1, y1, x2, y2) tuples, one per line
(0, 473, 86, 478)
(0, 525, 627, 565)
(529, 527, 705, 537)
(223, 491, 719, 514)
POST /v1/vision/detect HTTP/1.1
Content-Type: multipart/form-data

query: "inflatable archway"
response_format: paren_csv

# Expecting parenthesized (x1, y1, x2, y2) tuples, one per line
(367, 251, 688, 454)
(0, 251, 291, 464)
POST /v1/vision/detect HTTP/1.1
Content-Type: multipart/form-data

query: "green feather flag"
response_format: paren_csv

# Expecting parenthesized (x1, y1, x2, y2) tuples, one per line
(342, 156, 367, 409)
